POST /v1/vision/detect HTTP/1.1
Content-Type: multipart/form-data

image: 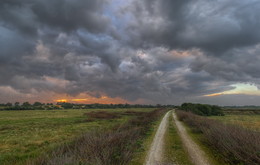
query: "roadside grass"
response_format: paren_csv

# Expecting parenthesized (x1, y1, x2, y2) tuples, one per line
(177, 110, 260, 165)
(128, 110, 167, 165)
(30, 108, 166, 165)
(0, 108, 154, 165)
(184, 125, 229, 165)
(164, 113, 193, 165)
(210, 115, 260, 132)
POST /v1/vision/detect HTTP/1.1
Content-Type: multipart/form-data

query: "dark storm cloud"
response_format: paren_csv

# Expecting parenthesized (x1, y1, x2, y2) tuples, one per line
(123, 0, 260, 102)
(0, 0, 113, 92)
(190, 44, 260, 83)
(0, 0, 108, 33)
(1, 0, 260, 105)
(31, 0, 109, 33)
(128, 0, 260, 53)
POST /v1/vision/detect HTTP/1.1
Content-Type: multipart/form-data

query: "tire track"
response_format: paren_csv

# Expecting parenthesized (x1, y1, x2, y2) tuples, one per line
(172, 111, 211, 165)
(145, 111, 171, 165)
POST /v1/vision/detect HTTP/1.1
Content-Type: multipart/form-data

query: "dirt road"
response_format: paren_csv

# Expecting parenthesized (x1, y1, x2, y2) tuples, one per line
(145, 111, 171, 165)
(172, 111, 211, 165)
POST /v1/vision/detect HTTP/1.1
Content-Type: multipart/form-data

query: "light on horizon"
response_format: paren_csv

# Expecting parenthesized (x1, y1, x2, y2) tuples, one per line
(204, 83, 260, 97)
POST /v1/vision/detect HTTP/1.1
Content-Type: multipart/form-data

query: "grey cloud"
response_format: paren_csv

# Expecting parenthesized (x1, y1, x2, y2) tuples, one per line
(0, 0, 38, 36)
(31, 0, 109, 33)
(0, 0, 109, 34)
(190, 44, 260, 83)
(127, 0, 260, 53)
(1, 0, 260, 105)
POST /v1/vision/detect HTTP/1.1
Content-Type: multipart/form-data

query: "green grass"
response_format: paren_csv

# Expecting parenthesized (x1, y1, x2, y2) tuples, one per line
(0, 108, 154, 165)
(164, 114, 193, 165)
(210, 115, 260, 132)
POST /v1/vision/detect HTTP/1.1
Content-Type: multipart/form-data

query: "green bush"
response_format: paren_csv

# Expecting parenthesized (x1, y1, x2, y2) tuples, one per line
(180, 103, 224, 116)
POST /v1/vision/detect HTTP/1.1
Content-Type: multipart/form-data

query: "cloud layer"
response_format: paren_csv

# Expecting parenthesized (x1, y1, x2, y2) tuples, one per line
(1, 0, 260, 105)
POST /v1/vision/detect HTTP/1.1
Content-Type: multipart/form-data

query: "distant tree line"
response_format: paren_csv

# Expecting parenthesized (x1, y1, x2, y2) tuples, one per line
(0, 102, 176, 111)
(180, 103, 224, 116)
(58, 103, 175, 109)
(0, 102, 56, 110)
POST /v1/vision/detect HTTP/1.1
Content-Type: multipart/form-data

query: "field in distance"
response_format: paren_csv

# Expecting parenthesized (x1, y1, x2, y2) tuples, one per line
(210, 109, 260, 132)
(0, 108, 155, 164)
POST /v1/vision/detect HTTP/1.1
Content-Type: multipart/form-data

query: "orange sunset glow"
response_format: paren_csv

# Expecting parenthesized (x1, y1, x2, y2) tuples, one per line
(204, 93, 223, 97)
(56, 99, 68, 102)
(53, 93, 130, 104)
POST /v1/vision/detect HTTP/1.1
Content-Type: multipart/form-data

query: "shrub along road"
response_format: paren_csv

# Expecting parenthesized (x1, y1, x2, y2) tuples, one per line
(145, 110, 211, 165)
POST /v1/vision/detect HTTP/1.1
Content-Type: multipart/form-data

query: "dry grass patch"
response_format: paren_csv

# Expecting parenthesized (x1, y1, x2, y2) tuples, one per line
(84, 111, 120, 120)
(30, 108, 166, 165)
(177, 110, 260, 165)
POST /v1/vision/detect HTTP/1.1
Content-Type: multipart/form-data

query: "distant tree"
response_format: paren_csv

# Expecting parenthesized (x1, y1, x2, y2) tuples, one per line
(62, 103, 73, 109)
(22, 102, 31, 106)
(180, 103, 224, 116)
(33, 101, 42, 106)
(33, 102, 42, 106)
(14, 102, 20, 106)
(6, 102, 12, 106)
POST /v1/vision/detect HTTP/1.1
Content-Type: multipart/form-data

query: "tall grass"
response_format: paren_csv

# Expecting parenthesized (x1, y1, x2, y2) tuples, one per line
(29, 108, 166, 165)
(84, 111, 120, 119)
(176, 110, 260, 165)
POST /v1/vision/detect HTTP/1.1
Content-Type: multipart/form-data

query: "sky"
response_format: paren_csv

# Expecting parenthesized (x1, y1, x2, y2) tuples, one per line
(1, 0, 260, 105)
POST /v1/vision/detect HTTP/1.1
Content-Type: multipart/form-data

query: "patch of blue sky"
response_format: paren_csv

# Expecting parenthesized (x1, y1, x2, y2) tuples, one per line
(102, 0, 134, 39)
(77, 28, 114, 44)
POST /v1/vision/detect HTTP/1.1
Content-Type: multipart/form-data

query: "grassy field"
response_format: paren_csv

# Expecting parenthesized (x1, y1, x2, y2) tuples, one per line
(223, 108, 260, 115)
(0, 108, 154, 165)
(210, 114, 260, 132)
